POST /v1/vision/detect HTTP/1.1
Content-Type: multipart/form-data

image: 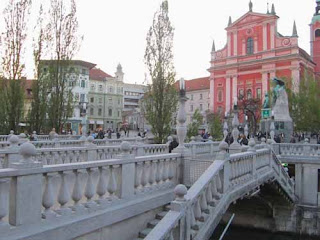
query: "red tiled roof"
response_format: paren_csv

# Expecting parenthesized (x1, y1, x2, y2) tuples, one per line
(89, 68, 112, 81)
(174, 77, 210, 92)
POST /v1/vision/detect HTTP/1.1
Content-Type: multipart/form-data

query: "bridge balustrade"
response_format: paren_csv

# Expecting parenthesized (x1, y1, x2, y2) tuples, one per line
(145, 143, 296, 240)
(0, 142, 181, 239)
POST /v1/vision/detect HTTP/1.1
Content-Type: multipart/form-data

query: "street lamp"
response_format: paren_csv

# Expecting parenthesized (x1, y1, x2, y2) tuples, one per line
(80, 101, 88, 136)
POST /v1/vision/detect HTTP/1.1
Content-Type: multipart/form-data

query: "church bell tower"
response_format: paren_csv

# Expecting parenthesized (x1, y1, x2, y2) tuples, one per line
(311, 0, 320, 74)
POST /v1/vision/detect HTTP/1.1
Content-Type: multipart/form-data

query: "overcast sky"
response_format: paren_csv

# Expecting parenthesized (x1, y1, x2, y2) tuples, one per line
(1, 0, 316, 84)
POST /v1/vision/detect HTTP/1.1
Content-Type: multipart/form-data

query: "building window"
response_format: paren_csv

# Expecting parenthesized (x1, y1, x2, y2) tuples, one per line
(246, 37, 254, 55)
(191, 94, 193, 100)
(98, 108, 102, 116)
(80, 94, 85, 103)
(190, 105, 193, 112)
(316, 29, 320, 38)
(109, 86, 113, 93)
(90, 97, 94, 103)
(90, 84, 95, 91)
(81, 80, 85, 88)
(99, 98, 102, 104)
(218, 90, 223, 102)
(200, 104, 203, 111)
(82, 68, 86, 75)
(247, 89, 252, 99)
(108, 108, 112, 117)
(99, 85, 103, 92)
(200, 94, 203, 100)
(256, 88, 261, 99)
(90, 108, 94, 115)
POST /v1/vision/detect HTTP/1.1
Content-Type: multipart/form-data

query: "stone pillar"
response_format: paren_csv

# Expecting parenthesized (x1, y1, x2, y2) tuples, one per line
(301, 164, 319, 206)
(210, 78, 215, 111)
(229, 106, 241, 153)
(262, 72, 269, 99)
(242, 39, 246, 55)
(4, 135, 20, 168)
(85, 136, 97, 161)
(9, 142, 43, 226)
(254, 36, 258, 53)
(119, 142, 135, 199)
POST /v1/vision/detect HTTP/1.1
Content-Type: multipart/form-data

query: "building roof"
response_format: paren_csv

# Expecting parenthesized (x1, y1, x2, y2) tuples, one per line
(175, 77, 210, 92)
(299, 48, 316, 65)
(89, 68, 112, 81)
(40, 60, 96, 69)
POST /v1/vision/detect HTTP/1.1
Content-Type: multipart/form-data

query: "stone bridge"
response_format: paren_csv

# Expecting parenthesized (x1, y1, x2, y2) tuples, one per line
(0, 136, 303, 240)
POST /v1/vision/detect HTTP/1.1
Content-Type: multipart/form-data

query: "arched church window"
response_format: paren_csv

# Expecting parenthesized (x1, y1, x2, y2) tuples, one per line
(247, 37, 254, 55)
(238, 89, 244, 99)
(247, 89, 252, 99)
(315, 29, 320, 38)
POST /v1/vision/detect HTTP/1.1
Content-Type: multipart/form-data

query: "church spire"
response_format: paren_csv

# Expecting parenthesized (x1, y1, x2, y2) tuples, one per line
(315, 0, 320, 16)
(249, 0, 253, 12)
(271, 3, 276, 15)
(228, 16, 232, 27)
(267, 2, 270, 14)
(211, 39, 216, 52)
(292, 21, 298, 37)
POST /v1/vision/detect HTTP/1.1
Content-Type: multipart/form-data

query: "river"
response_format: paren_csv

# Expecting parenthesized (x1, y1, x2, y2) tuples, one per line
(210, 224, 318, 240)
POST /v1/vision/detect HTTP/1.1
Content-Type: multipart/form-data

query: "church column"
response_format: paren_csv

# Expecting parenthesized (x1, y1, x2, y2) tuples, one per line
(242, 39, 246, 55)
(226, 76, 231, 113)
(210, 78, 215, 112)
(227, 33, 231, 57)
(232, 75, 238, 106)
(254, 36, 258, 54)
(263, 23, 267, 51)
(262, 72, 268, 101)
(233, 31, 238, 56)
(270, 23, 275, 49)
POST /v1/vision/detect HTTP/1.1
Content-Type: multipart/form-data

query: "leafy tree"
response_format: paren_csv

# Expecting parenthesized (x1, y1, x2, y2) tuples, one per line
(187, 109, 203, 140)
(143, 0, 178, 143)
(206, 111, 223, 140)
(287, 73, 320, 133)
(1, 0, 32, 133)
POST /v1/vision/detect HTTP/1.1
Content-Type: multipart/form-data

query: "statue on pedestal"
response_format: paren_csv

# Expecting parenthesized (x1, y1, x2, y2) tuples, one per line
(263, 93, 270, 109)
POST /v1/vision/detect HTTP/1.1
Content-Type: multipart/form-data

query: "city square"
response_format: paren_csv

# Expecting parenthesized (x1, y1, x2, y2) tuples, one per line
(0, 0, 320, 239)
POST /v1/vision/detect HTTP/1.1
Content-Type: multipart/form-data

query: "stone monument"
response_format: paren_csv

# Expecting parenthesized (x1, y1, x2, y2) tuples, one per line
(260, 77, 293, 142)
(271, 77, 293, 142)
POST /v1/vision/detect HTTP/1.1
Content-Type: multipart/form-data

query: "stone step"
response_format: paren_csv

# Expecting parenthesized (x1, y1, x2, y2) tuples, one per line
(164, 204, 171, 211)
(156, 211, 168, 220)
(147, 219, 160, 228)
(139, 228, 153, 238)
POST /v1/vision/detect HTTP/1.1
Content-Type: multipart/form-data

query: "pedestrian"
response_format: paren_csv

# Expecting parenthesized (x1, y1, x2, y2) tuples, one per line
(169, 137, 179, 153)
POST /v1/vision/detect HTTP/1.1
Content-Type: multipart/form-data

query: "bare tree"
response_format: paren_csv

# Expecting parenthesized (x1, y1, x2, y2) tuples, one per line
(144, 0, 178, 143)
(1, 0, 32, 133)
(44, 0, 82, 132)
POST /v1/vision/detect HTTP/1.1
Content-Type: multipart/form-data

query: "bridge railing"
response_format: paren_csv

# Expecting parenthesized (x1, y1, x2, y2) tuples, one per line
(272, 142, 320, 157)
(0, 139, 169, 168)
(0, 142, 180, 236)
(145, 142, 296, 240)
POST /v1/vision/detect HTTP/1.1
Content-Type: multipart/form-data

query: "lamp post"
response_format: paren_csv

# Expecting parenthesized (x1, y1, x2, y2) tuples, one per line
(80, 101, 88, 137)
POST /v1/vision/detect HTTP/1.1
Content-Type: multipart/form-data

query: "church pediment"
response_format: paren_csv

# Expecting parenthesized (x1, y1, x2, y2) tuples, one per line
(227, 12, 277, 29)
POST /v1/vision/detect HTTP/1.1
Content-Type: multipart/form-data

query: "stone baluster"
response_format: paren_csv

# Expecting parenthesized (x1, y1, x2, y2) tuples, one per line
(84, 168, 96, 209)
(223, 117, 229, 140)
(57, 171, 72, 215)
(270, 117, 276, 144)
(194, 198, 202, 221)
(107, 165, 119, 199)
(206, 182, 215, 206)
(163, 159, 169, 183)
(148, 160, 156, 188)
(71, 169, 85, 212)
(200, 191, 209, 214)
(135, 162, 143, 192)
(155, 160, 161, 185)
(168, 159, 175, 181)
(96, 167, 108, 205)
(0, 178, 10, 230)
(42, 173, 56, 219)
(141, 161, 148, 189)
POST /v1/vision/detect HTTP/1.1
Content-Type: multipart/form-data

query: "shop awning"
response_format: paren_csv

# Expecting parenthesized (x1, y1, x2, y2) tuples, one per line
(89, 120, 95, 124)
(96, 120, 104, 125)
